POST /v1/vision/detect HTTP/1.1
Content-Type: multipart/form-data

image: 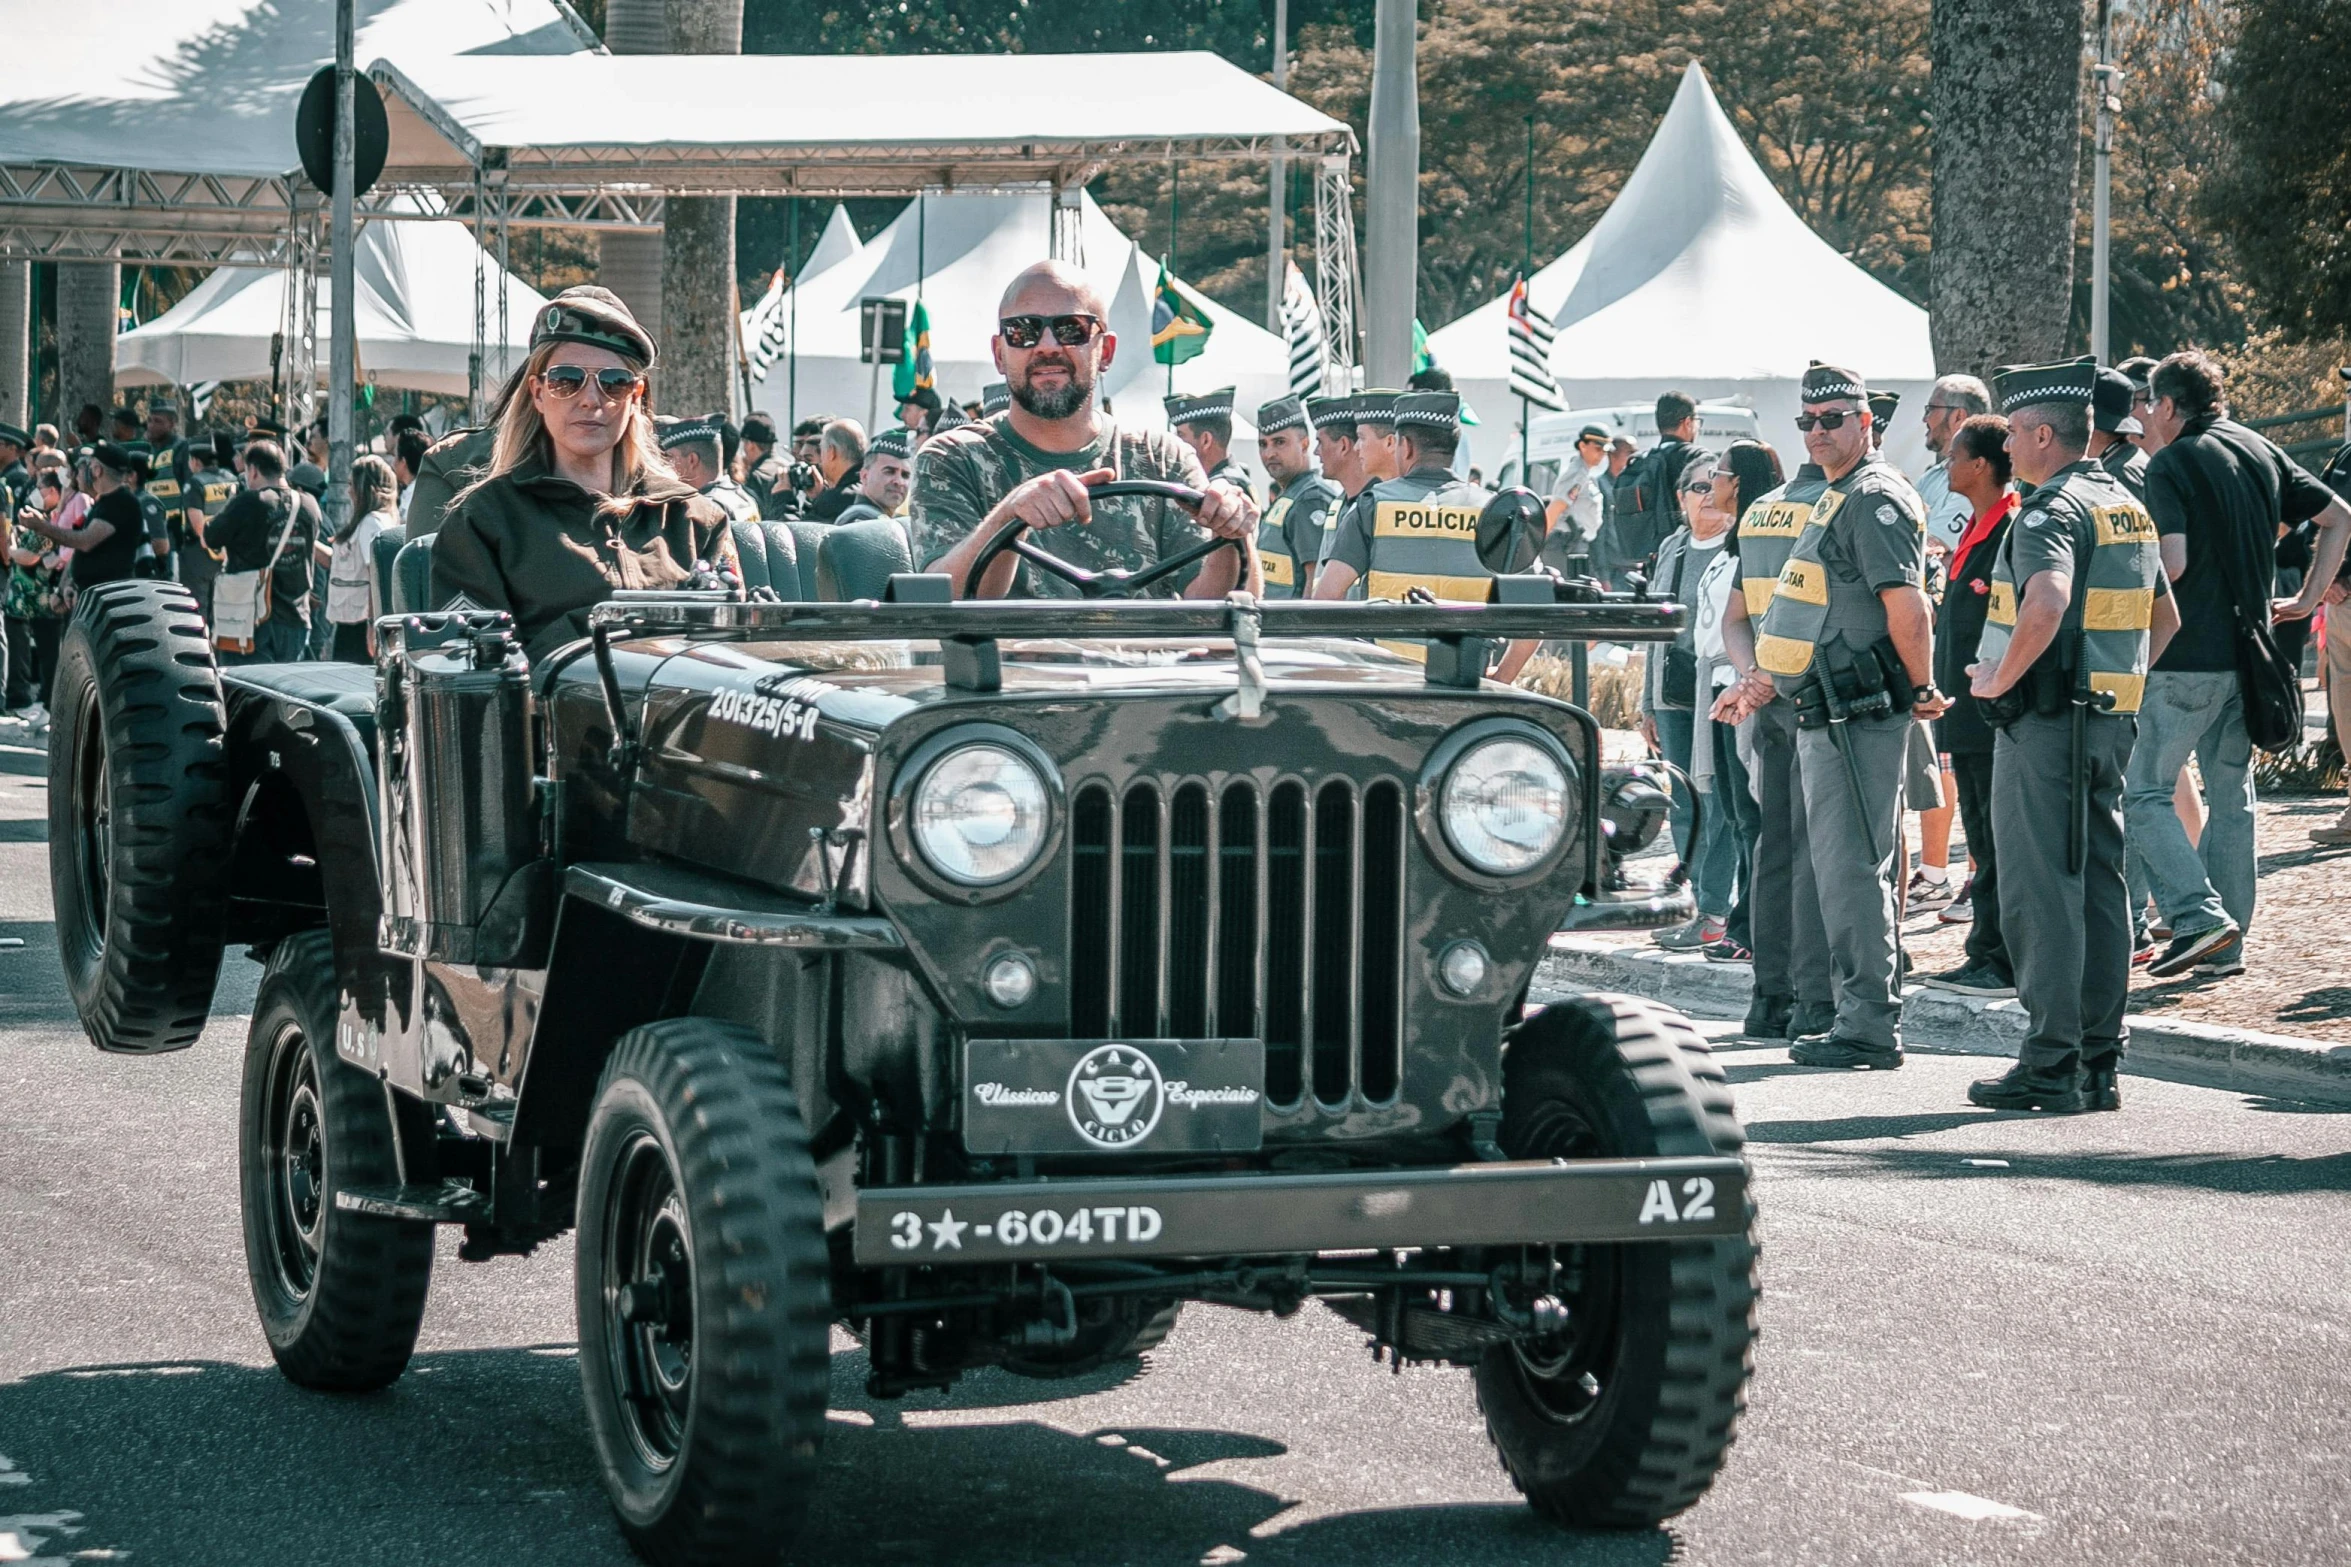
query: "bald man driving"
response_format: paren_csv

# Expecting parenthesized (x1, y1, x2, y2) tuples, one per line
(913, 262, 1260, 599)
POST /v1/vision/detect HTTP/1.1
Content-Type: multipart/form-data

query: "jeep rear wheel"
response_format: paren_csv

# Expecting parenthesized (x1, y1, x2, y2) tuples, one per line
(1473, 993, 1758, 1528)
(576, 1018, 832, 1567)
(47, 581, 232, 1053)
(240, 931, 436, 1390)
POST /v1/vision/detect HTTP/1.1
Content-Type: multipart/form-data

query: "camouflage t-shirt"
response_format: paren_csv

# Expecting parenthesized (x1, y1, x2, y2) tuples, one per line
(910, 415, 1212, 598)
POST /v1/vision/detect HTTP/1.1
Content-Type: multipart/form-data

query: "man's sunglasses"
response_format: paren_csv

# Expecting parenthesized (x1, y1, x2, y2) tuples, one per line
(1794, 410, 1861, 432)
(999, 313, 1103, 349)
(540, 365, 643, 400)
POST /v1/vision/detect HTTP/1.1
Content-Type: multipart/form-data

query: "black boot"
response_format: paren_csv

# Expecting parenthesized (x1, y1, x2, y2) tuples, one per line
(2082, 1052, 2122, 1112)
(1787, 998, 1837, 1039)
(1967, 1062, 2085, 1113)
(1744, 993, 1794, 1040)
(1789, 1035, 1905, 1070)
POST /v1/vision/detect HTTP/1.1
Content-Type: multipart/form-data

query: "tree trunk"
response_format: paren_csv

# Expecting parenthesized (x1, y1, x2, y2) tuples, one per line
(0, 261, 29, 428)
(591, 0, 740, 414)
(1930, 0, 2086, 376)
(54, 261, 118, 431)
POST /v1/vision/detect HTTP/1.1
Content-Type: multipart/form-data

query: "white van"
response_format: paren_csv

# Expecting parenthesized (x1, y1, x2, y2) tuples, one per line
(1494, 403, 1763, 496)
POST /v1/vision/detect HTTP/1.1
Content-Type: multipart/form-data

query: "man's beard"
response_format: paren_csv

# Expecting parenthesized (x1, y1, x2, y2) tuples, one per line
(1011, 355, 1095, 421)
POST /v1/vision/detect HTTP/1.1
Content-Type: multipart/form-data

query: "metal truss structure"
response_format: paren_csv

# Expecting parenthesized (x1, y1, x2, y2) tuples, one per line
(1313, 156, 1364, 388)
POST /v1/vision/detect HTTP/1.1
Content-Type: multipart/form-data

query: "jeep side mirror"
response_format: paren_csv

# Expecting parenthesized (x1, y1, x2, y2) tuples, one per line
(1476, 486, 1547, 575)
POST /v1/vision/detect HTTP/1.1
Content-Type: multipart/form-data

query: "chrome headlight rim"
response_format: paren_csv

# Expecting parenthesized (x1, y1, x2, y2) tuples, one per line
(1415, 718, 1580, 889)
(886, 724, 1065, 904)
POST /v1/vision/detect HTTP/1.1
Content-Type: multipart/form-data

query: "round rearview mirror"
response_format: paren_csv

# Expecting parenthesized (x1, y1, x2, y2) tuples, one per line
(1476, 486, 1548, 575)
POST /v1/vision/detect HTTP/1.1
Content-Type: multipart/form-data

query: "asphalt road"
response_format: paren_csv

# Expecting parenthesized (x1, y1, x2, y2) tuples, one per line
(4, 730, 2350, 1566)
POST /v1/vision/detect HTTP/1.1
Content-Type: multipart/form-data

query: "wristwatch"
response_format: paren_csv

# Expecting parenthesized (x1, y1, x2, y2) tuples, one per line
(1913, 683, 1940, 705)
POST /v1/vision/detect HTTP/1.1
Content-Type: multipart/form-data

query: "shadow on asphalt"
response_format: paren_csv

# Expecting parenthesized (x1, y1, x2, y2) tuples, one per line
(1771, 1144, 2351, 1194)
(0, 817, 44, 842)
(1744, 1111, 1995, 1143)
(0, 1348, 1679, 1567)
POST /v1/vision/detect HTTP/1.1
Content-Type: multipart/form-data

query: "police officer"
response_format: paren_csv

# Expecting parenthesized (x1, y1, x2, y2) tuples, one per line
(176, 438, 239, 619)
(2088, 366, 2148, 499)
(1253, 395, 1340, 598)
(660, 419, 761, 525)
(1716, 364, 1944, 1069)
(125, 447, 175, 578)
(1353, 389, 1405, 487)
(1965, 359, 2176, 1112)
(1307, 394, 1366, 588)
(835, 426, 916, 525)
(1165, 389, 1258, 504)
(1712, 455, 1837, 1040)
(740, 412, 788, 512)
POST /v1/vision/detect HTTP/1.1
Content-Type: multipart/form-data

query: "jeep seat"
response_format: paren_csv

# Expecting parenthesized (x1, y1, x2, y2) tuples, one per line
(816, 517, 913, 602)
(784, 521, 831, 602)
(731, 520, 806, 601)
(388, 534, 436, 616)
(369, 522, 406, 624)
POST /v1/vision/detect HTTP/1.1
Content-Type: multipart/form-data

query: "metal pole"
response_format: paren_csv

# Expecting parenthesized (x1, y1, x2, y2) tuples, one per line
(2091, 0, 2118, 365)
(1524, 116, 1535, 277)
(787, 198, 799, 432)
(327, 0, 356, 547)
(1168, 157, 1179, 396)
(867, 307, 883, 434)
(1365, 0, 1420, 387)
(1266, 0, 1288, 333)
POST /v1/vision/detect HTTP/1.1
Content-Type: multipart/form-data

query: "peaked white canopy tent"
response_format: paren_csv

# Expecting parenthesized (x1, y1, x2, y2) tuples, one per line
(1427, 63, 1936, 477)
(737, 190, 1293, 463)
(115, 216, 545, 397)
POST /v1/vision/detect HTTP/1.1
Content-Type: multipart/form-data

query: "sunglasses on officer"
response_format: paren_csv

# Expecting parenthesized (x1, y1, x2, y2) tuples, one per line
(539, 365, 644, 401)
(1794, 408, 1863, 432)
(998, 313, 1104, 350)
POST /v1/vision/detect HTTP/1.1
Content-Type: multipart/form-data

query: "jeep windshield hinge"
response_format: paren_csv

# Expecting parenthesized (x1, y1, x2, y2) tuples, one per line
(589, 622, 641, 776)
(1214, 591, 1267, 720)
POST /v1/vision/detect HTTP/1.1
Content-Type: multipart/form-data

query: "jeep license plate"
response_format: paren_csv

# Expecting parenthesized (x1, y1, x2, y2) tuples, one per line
(962, 1038, 1264, 1156)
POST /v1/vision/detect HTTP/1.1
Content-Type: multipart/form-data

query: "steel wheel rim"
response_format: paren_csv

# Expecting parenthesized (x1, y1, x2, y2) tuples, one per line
(603, 1129, 695, 1472)
(72, 707, 109, 960)
(1505, 1092, 1624, 1424)
(263, 1021, 325, 1300)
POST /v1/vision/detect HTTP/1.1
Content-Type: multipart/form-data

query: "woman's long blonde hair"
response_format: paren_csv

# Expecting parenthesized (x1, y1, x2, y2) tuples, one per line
(350, 453, 398, 519)
(474, 339, 676, 515)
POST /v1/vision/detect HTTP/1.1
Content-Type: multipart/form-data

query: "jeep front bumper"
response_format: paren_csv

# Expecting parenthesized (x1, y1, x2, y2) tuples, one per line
(853, 1155, 1747, 1265)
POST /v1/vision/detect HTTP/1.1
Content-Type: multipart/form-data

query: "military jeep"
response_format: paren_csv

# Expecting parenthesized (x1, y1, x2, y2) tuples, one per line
(48, 494, 1754, 1566)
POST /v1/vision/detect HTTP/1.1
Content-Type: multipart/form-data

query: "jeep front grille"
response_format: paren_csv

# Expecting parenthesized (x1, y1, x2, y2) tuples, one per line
(1068, 775, 1407, 1109)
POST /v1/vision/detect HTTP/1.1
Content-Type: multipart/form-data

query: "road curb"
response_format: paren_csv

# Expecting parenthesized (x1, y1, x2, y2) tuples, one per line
(1538, 935, 2351, 1107)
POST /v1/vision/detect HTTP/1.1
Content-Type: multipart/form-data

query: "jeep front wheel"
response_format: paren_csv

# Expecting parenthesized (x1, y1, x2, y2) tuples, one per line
(576, 1018, 832, 1566)
(240, 931, 436, 1390)
(1473, 993, 1759, 1528)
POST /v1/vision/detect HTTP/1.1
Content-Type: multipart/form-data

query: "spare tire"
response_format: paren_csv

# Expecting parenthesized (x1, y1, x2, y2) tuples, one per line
(47, 581, 234, 1052)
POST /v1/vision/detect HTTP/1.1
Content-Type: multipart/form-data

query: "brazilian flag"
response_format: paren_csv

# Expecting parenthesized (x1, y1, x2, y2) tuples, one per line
(1151, 259, 1212, 366)
(892, 299, 934, 401)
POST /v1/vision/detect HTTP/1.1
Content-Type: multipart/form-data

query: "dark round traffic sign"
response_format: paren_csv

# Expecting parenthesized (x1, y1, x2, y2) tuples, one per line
(296, 66, 389, 197)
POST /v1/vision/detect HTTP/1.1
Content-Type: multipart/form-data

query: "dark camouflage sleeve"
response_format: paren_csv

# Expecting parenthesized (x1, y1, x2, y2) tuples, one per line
(908, 433, 997, 572)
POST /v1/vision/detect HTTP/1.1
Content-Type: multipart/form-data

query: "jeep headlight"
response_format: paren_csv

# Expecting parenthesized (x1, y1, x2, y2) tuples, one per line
(1440, 734, 1569, 875)
(912, 743, 1049, 886)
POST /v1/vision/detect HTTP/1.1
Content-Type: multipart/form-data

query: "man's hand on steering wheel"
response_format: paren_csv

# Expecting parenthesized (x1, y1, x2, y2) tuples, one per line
(1193, 478, 1258, 542)
(987, 466, 1117, 534)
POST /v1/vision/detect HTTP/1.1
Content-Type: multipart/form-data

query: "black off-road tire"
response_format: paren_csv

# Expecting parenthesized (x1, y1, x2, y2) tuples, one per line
(240, 931, 436, 1391)
(1001, 1299, 1182, 1380)
(1473, 992, 1759, 1528)
(47, 580, 232, 1053)
(576, 1018, 833, 1567)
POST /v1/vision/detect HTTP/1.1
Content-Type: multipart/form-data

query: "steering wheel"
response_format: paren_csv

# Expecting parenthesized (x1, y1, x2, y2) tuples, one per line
(963, 479, 1247, 599)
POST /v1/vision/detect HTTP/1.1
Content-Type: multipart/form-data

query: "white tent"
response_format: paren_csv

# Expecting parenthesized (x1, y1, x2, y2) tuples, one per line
(115, 218, 547, 397)
(742, 204, 865, 385)
(1427, 63, 1936, 478)
(741, 190, 1293, 465)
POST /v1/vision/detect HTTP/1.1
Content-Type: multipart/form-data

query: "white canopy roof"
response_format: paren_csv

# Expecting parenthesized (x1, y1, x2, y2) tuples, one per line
(0, 0, 590, 179)
(741, 190, 1293, 463)
(373, 52, 1353, 195)
(1427, 63, 1935, 475)
(115, 217, 545, 396)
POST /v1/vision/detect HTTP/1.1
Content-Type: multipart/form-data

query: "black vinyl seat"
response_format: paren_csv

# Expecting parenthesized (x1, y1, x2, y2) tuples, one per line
(388, 534, 436, 616)
(816, 516, 913, 601)
(730, 519, 807, 601)
(370, 522, 406, 625)
(785, 521, 831, 602)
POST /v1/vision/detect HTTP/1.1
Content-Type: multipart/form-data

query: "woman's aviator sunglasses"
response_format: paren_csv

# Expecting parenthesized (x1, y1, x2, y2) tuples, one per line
(999, 313, 1104, 349)
(540, 365, 644, 401)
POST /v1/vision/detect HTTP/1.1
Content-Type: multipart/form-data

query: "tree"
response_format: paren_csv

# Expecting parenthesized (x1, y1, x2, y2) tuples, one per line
(1929, 0, 2085, 376)
(2206, 0, 2351, 342)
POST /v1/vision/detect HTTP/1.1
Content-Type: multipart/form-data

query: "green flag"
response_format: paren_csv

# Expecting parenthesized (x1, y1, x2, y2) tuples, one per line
(1151, 259, 1213, 366)
(892, 299, 934, 402)
(1410, 318, 1477, 423)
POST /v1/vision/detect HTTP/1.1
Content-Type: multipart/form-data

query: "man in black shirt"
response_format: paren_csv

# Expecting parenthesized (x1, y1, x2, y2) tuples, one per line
(2126, 351, 2351, 978)
(803, 419, 866, 522)
(21, 443, 144, 589)
(207, 439, 319, 664)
